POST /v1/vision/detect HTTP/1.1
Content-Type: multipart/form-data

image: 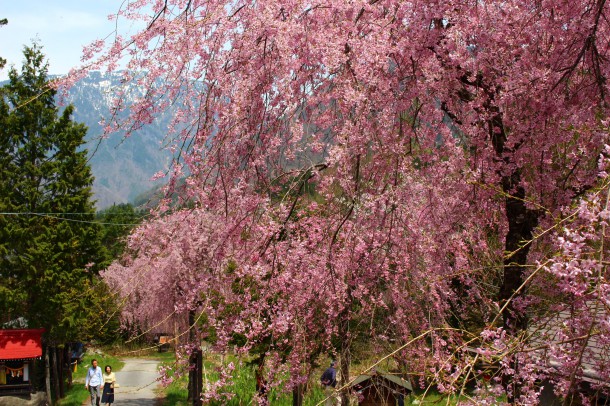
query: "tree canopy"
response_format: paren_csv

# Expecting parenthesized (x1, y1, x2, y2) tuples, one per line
(0, 44, 106, 342)
(81, 1, 610, 404)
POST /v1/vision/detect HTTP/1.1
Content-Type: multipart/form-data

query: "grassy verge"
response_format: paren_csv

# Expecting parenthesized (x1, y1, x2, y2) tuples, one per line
(155, 354, 506, 406)
(156, 354, 327, 406)
(58, 352, 125, 406)
(411, 391, 507, 405)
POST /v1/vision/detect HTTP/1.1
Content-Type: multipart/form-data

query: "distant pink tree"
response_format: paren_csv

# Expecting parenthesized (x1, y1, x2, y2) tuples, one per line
(102, 209, 224, 337)
(74, 0, 610, 404)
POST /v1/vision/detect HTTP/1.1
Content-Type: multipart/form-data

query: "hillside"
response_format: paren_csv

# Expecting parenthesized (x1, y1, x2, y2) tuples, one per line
(63, 71, 171, 209)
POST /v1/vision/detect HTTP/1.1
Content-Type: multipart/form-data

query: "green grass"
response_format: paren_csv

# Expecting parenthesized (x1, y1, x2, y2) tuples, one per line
(58, 352, 125, 406)
(156, 354, 327, 406)
(144, 350, 178, 363)
(62, 350, 502, 406)
(156, 355, 507, 406)
(406, 386, 508, 405)
(410, 391, 461, 405)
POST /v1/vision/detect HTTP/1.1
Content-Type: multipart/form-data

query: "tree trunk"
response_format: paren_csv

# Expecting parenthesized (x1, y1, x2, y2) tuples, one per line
(255, 356, 268, 403)
(339, 354, 350, 406)
(188, 309, 202, 406)
(188, 310, 194, 402)
(487, 109, 540, 403)
(45, 346, 53, 406)
(292, 383, 304, 406)
(65, 346, 73, 388)
(338, 311, 351, 406)
(187, 353, 194, 402)
(188, 347, 203, 406)
(498, 180, 538, 404)
(488, 111, 539, 333)
(490, 114, 539, 404)
(498, 176, 538, 333)
(57, 346, 65, 398)
(194, 349, 203, 406)
(52, 346, 60, 401)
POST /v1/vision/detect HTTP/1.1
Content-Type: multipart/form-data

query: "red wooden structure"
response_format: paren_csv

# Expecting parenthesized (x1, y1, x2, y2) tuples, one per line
(0, 328, 45, 396)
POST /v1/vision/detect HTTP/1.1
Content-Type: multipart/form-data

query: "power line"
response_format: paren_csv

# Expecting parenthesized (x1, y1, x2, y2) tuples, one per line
(0, 212, 146, 226)
(0, 211, 146, 216)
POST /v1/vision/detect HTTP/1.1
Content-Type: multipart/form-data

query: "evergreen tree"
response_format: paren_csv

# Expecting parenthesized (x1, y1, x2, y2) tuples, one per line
(96, 203, 143, 263)
(0, 43, 105, 342)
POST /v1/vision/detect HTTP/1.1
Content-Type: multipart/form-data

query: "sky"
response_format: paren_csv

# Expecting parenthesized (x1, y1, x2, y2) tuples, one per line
(1, 0, 132, 80)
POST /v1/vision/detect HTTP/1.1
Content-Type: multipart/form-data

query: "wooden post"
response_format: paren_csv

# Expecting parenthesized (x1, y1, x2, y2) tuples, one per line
(187, 307, 203, 406)
(194, 349, 203, 406)
(31, 358, 38, 393)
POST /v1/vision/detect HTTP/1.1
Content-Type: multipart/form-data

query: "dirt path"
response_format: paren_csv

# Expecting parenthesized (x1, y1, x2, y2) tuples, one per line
(112, 358, 160, 406)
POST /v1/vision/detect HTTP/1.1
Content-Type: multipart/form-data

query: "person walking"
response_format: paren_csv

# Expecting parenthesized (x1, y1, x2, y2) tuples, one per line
(320, 361, 337, 406)
(85, 359, 103, 406)
(101, 365, 116, 406)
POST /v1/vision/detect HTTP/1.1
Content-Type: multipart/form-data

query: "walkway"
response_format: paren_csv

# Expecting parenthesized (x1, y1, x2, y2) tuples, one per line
(113, 358, 160, 406)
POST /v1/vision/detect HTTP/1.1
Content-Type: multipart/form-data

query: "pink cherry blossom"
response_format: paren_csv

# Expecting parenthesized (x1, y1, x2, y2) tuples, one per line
(69, 0, 610, 403)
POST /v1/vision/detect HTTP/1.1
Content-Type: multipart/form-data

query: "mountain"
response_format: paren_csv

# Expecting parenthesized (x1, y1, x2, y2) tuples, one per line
(63, 71, 172, 209)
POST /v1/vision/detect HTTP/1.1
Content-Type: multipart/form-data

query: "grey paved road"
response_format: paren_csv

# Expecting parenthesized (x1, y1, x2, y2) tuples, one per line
(113, 358, 160, 406)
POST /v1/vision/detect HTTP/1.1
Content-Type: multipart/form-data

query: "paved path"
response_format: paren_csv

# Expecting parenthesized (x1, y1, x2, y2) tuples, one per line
(113, 358, 160, 406)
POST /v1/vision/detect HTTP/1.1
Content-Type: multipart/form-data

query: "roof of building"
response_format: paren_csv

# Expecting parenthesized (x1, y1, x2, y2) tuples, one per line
(0, 328, 45, 361)
(528, 300, 610, 385)
(351, 369, 413, 393)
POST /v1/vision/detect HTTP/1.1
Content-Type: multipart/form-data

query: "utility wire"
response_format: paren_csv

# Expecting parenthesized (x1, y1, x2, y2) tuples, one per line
(0, 211, 146, 226)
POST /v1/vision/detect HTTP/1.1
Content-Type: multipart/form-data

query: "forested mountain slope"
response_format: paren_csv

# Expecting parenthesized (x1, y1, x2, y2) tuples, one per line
(62, 71, 171, 208)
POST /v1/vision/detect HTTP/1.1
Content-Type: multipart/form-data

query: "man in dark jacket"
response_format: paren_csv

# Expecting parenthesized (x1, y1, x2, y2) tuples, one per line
(320, 361, 337, 387)
(320, 361, 337, 405)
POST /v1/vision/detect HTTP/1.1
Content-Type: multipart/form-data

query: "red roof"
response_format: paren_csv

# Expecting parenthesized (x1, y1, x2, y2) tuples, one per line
(0, 329, 45, 360)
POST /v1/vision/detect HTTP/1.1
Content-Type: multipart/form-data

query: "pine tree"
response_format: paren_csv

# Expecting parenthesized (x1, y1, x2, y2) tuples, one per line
(96, 203, 143, 263)
(0, 43, 105, 342)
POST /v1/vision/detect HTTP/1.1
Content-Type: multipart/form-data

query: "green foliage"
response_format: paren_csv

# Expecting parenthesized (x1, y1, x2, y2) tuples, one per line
(96, 203, 145, 264)
(0, 42, 106, 342)
(90, 279, 123, 344)
(56, 383, 89, 406)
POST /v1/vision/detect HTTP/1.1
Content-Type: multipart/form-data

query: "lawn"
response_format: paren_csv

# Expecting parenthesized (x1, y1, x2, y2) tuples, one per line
(60, 350, 502, 406)
(156, 354, 327, 406)
(156, 353, 507, 406)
